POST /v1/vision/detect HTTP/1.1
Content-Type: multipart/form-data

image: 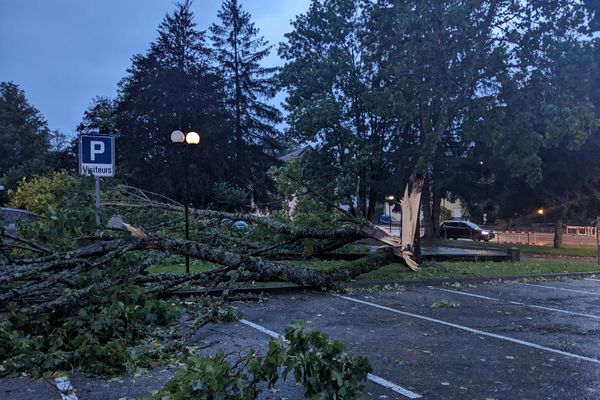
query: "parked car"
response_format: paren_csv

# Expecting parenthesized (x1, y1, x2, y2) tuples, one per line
(439, 220, 495, 241)
(1, 207, 38, 250)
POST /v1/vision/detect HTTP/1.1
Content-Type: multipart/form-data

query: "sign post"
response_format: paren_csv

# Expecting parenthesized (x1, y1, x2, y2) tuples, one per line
(79, 135, 115, 226)
(596, 217, 600, 266)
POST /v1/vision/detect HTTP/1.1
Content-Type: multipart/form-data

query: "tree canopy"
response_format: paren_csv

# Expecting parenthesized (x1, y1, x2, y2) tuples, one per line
(0, 82, 51, 196)
(279, 0, 599, 234)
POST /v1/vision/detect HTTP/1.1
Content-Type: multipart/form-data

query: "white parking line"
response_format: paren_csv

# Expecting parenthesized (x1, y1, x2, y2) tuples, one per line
(517, 282, 600, 296)
(239, 319, 422, 399)
(430, 286, 600, 320)
(240, 319, 282, 339)
(335, 295, 600, 365)
(55, 376, 78, 400)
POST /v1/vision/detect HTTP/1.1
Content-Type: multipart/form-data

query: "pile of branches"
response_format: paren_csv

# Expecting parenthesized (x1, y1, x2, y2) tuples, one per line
(0, 184, 422, 377)
(1, 185, 420, 317)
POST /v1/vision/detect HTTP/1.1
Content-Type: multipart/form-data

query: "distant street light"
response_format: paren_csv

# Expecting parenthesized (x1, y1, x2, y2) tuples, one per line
(171, 130, 200, 273)
(537, 208, 544, 216)
(385, 195, 395, 233)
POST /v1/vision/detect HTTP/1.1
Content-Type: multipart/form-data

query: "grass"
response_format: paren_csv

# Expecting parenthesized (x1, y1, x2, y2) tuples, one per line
(149, 254, 599, 287)
(278, 257, 600, 281)
(355, 260, 600, 281)
(430, 239, 598, 258)
(148, 255, 218, 274)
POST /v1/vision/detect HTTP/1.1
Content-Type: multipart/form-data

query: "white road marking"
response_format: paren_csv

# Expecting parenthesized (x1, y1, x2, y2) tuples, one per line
(240, 319, 282, 339)
(55, 376, 78, 400)
(239, 319, 422, 399)
(365, 373, 422, 399)
(430, 286, 600, 321)
(585, 278, 600, 282)
(517, 282, 600, 296)
(335, 295, 600, 365)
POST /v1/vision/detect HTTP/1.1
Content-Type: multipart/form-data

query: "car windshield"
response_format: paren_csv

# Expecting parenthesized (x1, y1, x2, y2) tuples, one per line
(465, 221, 481, 229)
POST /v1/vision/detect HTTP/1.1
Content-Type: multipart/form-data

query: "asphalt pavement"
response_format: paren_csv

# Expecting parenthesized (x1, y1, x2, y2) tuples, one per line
(3, 278, 600, 399)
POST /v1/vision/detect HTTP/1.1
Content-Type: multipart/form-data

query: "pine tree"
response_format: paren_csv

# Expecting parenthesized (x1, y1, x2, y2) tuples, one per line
(210, 0, 281, 184)
(0, 82, 52, 193)
(115, 0, 232, 204)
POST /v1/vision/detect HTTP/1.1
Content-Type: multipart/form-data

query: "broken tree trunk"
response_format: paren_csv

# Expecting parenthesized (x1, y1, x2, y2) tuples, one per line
(400, 172, 425, 269)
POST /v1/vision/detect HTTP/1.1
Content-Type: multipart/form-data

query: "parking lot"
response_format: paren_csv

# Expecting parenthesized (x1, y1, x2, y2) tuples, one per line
(3, 278, 600, 399)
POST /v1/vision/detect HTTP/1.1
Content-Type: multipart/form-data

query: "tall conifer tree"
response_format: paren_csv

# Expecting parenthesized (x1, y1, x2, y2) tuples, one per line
(0, 82, 52, 193)
(210, 0, 281, 190)
(115, 1, 231, 204)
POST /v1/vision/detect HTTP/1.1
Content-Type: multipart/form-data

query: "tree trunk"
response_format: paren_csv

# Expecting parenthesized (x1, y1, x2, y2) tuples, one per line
(366, 187, 376, 221)
(400, 172, 423, 249)
(421, 176, 435, 239)
(553, 218, 563, 248)
(431, 189, 441, 237)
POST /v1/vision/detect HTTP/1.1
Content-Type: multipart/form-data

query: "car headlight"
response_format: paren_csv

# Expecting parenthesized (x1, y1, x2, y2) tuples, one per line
(481, 230, 490, 235)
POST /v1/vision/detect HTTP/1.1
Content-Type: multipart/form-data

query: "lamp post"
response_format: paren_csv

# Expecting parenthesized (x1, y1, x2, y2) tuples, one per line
(171, 130, 200, 274)
(385, 195, 395, 233)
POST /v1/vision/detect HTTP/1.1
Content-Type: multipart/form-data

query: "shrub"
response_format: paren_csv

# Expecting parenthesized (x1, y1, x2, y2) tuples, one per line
(211, 181, 249, 212)
(8, 173, 104, 250)
(8, 171, 77, 215)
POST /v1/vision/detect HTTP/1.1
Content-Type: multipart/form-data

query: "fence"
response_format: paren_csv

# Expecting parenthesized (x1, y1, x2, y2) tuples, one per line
(566, 225, 597, 237)
(495, 230, 538, 245)
(495, 228, 597, 248)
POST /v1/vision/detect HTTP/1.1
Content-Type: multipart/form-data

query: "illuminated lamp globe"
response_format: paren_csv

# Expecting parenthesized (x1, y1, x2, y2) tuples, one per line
(186, 131, 200, 145)
(170, 130, 185, 143)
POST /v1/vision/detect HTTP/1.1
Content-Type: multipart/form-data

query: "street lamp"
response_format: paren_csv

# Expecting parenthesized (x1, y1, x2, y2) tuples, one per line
(171, 130, 200, 273)
(537, 208, 544, 216)
(385, 195, 395, 233)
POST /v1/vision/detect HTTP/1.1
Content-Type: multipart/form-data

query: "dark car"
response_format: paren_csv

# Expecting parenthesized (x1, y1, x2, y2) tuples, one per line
(439, 220, 495, 241)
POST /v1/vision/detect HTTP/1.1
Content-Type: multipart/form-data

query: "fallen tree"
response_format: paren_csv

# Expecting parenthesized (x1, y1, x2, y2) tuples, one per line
(2, 184, 420, 313)
(0, 183, 421, 377)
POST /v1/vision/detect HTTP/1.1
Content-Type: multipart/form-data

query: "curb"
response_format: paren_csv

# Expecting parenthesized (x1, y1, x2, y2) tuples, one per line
(343, 270, 600, 289)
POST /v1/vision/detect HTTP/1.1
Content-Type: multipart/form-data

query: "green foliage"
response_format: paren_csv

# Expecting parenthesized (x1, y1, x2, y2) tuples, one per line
(151, 323, 371, 399)
(210, 181, 249, 212)
(0, 82, 52, 195)
(8, 171, 77, 215)
(210, 0, 282, 200)
(280, 0, 597, 226)
(10, 174, 103, 250)
(0, 285, 183, 378)
(276, 157, 346, 230)
(115, 1, 234, 206)
(279, 0, 384, 217)
(283, 323, 372, 399)
(152, 351, 260, 399)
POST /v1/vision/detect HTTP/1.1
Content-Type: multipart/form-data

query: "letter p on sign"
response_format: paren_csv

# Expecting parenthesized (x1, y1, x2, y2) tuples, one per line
(90, 141, 105, 161)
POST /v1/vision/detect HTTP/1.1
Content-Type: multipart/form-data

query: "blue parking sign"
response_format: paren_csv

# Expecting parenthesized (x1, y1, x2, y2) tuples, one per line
(79, 135, 115, 177)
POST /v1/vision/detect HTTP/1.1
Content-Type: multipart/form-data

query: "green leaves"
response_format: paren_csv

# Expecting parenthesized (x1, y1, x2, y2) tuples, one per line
(283, 323, 371, 399)
(9, 173, 104, 250)
(152, 323, 372, 399)
(0, 82, 53, 195)
(0, 285, 183, 378)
